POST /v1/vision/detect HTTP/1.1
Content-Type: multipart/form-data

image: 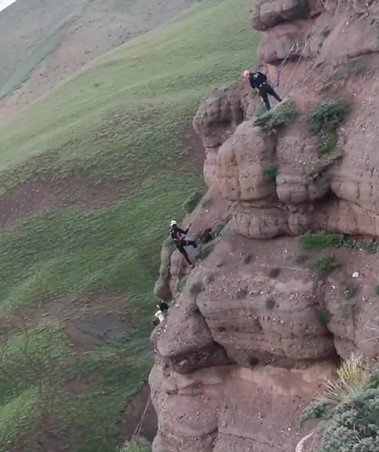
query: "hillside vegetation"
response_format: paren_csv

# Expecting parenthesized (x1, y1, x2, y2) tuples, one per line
(0, 0, 203, 121)
(0, 0, 258, 450)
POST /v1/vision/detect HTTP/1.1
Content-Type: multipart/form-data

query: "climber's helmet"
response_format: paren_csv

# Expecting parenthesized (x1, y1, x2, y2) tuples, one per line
(170, 220, 177, 228)
(243, 69, 251, 78)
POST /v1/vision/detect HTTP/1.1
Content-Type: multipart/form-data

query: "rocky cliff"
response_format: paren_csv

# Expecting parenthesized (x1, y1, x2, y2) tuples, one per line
(150, 0, 379, 450)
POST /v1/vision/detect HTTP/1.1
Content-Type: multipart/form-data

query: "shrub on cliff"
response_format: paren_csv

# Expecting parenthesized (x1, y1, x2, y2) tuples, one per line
(310, 100, 349, 153)
(254, 101, 298, 130)
(300, 232, 344, 250)
(301, 356, 379, 452)
(264, 164, 278, 182)
(311, 256, 340, 276)
(119, 438, 151, 451)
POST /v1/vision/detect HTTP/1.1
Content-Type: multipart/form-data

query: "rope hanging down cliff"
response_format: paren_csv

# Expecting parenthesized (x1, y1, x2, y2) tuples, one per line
(282, 4, 327, 95)
(130, 395, 152, 445)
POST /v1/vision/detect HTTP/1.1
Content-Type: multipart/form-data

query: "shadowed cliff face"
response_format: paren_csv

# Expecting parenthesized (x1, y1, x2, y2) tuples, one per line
(151, 1, 379, 450)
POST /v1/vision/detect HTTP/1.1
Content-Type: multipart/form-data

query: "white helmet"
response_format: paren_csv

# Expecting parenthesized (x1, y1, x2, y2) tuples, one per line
(170, 220, 177, 227)
(243, 69, 250, 78)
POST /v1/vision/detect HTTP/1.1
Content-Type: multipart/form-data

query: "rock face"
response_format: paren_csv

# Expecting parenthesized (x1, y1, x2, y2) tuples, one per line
(150, 0, 379, 450)
(218, 122, 276, 202)
(251, 0, 311, 31)
(150, 361, 335, 452)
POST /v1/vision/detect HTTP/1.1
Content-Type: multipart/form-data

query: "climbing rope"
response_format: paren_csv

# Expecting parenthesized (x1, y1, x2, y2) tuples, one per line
(282, 6, 327, 96)
(130, 394, 152, 445)
(275, 43, 297, 87)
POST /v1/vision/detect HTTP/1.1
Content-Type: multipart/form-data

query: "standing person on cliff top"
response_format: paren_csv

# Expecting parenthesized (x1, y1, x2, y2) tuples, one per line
(170, 220, 197, 268)
(244, 68, 282, 111)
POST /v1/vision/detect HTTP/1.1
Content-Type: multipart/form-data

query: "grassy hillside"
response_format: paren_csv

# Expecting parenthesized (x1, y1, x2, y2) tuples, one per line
(0, 0, 202, 106)
(0, 0, 87, 96)
(0, 0, 259, 450)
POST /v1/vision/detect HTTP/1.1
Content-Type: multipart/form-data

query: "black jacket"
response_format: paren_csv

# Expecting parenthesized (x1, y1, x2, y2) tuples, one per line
(249, 71, 267, 89)
(170, 225, 188, 243)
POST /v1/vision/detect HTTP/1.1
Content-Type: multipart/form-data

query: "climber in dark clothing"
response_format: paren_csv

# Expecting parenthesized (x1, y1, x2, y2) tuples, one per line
(244, 69, 282, 111)
(170, 220, 197, 267)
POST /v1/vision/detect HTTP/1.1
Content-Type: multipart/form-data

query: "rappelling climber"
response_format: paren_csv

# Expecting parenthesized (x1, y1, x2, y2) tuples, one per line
(170, 220, 197, 268)
(152, 301, 170, 326)
(244, 69, 282, 111)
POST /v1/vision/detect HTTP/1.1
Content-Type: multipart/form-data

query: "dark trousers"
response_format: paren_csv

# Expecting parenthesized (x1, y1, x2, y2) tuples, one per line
(176, 240, 197, 266)
(259, 83, 282, 111)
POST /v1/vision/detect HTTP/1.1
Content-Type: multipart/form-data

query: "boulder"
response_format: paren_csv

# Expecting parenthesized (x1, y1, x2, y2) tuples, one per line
(193, 86, 245, 149)
(251, 0, 311, 31)
(217, 121, 276, 201)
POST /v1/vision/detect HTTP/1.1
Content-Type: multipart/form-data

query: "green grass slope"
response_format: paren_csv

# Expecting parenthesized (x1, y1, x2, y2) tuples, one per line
(0, 0, 203, 102)
(0, 0, 259, 450)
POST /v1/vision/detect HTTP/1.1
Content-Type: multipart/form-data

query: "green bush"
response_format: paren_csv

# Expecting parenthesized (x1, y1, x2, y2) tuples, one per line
(119, 438, 151, 452)
(321, 130, 338, 154)
(312, 256, 340, 276)
(299, 232, 344, 250)
(310, 100, 349, 153)
(183, 191, 203, 213)
(374, 285, 379, 296)
(366, 373, 379, 390)
(254, 101, 298, 130)
(342, 236, 379, 253)
(302, 356, 379, 452)
(300, 397, 330, 425)
(320, 386, 379, 451)
(310, 101, 349, 135)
